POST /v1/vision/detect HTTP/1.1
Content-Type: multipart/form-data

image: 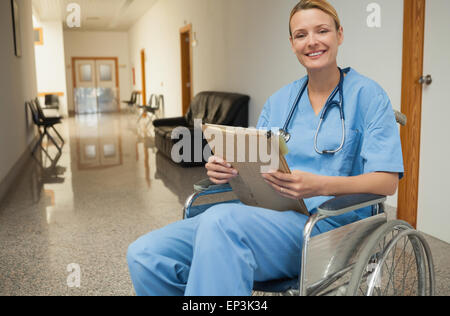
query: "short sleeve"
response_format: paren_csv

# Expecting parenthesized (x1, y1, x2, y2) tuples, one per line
(256, 98, 271, 128)
(360, 93, 404, 179)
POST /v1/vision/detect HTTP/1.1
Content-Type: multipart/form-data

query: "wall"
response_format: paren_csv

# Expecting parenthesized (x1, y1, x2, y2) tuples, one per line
(0, 0, 38, 186)
(128, 0, 404, 206)
(63, 31, 132, 113)
(33, 19, 69, 116)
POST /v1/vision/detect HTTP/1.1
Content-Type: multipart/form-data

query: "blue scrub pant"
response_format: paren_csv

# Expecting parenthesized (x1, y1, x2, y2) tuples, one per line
(127, 202, 337, 296)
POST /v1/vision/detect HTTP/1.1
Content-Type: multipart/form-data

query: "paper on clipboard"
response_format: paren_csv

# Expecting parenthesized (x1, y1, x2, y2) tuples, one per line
(202, 123, 309, 216)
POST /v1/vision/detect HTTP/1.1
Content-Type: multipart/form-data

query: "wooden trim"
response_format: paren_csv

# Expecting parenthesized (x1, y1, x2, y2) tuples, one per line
(179, 24, 193, 115)
(140, 49, 147, 105)
(179, 24, 192, 34)
(397, 0, 426, 229)
(38, 92, 64, 97)
(34, 28, 43, 45)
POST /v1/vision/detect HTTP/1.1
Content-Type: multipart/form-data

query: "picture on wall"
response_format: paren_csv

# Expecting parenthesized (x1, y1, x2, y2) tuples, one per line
(11, 0, 22, 57)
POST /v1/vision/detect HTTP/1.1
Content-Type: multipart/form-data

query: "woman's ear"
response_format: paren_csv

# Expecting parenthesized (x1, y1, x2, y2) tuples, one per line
(337, 26, 344, 46)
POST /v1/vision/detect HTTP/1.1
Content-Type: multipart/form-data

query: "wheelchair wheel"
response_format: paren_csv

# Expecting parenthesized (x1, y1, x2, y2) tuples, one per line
(347, 220, 435, 296)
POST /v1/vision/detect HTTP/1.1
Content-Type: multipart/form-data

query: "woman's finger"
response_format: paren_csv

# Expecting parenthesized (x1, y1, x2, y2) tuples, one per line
(208, 156, 232, 168)
(206, 163, 237, 175)
(207, 170, 238, 180)
(263, 178, 297, 199)
(262, 173, 294, 191)
(266, 171, 295, 182)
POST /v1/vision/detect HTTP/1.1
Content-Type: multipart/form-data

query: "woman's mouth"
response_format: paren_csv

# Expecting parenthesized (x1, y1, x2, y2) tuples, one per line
(306, 50, 326, 58)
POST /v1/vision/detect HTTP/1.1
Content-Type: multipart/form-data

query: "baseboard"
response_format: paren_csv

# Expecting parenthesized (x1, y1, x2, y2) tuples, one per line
(0, 137, 37, 204)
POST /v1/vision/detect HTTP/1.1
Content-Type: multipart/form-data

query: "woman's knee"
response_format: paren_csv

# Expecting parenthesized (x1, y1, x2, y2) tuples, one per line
(198, 203, 253, 234)
(127, 231, 164, 268)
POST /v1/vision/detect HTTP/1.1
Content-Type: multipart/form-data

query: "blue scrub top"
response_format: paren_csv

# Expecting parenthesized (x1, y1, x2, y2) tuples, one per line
(257, 68, 404, 227)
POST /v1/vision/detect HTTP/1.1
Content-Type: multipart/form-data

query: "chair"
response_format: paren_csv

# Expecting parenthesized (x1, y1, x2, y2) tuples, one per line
(122, 91, 139, 112)
(182, 110, 435, 296)
(137, 94, 165, 126)
(27, 100, 64, 157)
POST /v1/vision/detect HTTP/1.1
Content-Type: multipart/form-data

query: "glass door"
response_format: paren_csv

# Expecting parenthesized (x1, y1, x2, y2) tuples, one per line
(73, 58, 119, 114)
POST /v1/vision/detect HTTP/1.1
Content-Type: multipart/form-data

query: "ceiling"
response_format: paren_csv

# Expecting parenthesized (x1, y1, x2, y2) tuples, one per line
(32, 0, 158, 31)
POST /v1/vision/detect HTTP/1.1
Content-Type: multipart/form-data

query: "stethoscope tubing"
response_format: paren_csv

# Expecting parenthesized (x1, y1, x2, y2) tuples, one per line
(280, 67, 347, 155)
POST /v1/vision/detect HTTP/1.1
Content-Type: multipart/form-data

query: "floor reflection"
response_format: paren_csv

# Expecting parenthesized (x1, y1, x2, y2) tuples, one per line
(73, 115, 123, 170)
(0, 112, 209, 295)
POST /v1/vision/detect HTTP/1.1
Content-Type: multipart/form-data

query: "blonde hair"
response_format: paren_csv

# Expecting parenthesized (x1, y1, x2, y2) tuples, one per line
(289, 0, 341, 36)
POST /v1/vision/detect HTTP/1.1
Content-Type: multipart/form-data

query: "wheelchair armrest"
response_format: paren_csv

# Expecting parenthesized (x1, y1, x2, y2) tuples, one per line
(193, 178, 232, 194)
(317, 194, 386, 217)
(183, 179, 233, 219)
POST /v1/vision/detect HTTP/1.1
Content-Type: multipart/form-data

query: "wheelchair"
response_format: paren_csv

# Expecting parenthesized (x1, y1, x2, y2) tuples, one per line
(181, 111, 435, 296)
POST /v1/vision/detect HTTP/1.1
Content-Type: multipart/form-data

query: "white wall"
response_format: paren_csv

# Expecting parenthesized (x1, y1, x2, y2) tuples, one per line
(333, 0, 404, 110)
(63, 31, 132, 113)
(33, 19, 68, 116)
(0, 0, 38, 184)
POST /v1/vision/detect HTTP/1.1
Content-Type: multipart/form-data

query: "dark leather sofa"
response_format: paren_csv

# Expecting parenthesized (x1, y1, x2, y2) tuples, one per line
(153, 91, 249, 167)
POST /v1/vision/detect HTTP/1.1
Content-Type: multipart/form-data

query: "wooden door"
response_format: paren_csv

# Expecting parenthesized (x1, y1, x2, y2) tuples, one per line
(74, 59, 97, 114)
(180, 24, 193, 115)
(72, 57, 119, 114)
(95, 59, 119, 113)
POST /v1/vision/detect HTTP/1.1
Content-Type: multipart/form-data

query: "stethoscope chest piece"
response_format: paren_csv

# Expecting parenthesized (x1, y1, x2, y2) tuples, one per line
(279, 129, 291, 143)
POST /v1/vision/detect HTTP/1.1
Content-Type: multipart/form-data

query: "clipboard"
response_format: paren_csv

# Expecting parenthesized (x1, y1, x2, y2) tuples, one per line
(202, 123, 309, 216)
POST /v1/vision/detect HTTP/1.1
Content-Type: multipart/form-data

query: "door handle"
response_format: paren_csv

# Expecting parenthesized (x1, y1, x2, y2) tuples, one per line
(419, 75, 432, 85)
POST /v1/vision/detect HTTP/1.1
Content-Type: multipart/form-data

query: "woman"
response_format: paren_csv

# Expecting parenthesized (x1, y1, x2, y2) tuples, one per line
(127, 0, 403, 296)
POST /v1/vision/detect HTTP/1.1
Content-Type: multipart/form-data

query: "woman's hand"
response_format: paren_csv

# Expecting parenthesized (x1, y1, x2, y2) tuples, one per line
(262, 170, 325, 200)
(205, 156, 239, 185)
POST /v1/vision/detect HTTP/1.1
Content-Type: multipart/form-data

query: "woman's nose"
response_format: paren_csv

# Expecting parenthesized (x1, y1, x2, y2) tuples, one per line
(307, 33, 319, 47)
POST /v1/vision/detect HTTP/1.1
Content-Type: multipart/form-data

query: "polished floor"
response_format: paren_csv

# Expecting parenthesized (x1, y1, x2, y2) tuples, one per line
(0, 113, 449, 296)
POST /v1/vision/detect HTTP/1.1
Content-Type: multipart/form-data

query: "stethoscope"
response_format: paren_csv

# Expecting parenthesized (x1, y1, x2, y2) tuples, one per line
(279, 67, 350, 155)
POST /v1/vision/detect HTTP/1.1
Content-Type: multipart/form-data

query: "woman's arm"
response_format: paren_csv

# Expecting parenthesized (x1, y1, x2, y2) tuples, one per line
(262, 170, 399, 200)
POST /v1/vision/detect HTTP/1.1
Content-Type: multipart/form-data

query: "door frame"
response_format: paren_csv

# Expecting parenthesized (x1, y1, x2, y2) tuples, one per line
(140, 49, 147, 105)
(397, 0, 426, 228)
(71, 57, 121, 113)
(180, 24, 193, 115)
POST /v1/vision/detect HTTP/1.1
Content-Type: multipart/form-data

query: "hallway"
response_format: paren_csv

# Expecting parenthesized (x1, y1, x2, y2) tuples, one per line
(0, 113, 209, 295)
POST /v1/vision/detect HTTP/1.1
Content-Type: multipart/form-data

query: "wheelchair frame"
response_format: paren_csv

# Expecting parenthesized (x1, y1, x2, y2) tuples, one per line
(182, 180, 435, 296)
(181, 110, 434, 296)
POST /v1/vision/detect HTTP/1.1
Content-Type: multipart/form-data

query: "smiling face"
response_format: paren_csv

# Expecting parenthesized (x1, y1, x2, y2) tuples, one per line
(289, 8, 344, 72)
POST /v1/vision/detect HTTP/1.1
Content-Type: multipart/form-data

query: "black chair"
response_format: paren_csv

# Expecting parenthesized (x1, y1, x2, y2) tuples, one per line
(27, 100, 64, 157)
(137, 94, 164, 126)
(122, 91, 139, 111)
